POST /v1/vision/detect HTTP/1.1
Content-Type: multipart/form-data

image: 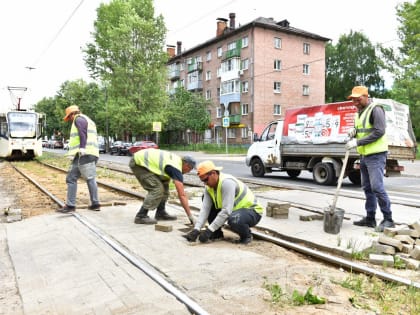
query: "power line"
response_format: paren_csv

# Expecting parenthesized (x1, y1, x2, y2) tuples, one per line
(30, 0, 85, 67)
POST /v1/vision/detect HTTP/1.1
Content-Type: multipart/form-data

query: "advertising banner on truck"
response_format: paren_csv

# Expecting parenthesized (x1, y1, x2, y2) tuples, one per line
(281, 99, 415, 148)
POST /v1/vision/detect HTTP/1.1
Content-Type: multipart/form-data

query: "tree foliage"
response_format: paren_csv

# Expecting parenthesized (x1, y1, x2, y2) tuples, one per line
(388, 1, 420, 139)
(326, 31, 385, 102)
(83, 0, 168, 140)
(34, 80, 103, 140)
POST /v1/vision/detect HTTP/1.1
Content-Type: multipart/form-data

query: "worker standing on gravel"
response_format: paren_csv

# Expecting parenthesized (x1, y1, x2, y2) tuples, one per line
(129, 148, 197, 225)
(184, 160, 263, 244)
(345, 86, 395, 232)
(56, 105, 101, 213)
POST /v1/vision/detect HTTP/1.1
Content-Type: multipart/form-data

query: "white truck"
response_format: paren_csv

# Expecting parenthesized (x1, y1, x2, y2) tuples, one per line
(245, 99, 417, 185)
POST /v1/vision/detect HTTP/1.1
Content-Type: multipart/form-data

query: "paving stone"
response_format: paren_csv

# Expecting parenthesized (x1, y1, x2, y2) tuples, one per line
(394, 234, 415, 245)
(409, 245, 420, 260)
(371, 241, 396, 255)
(369, 254, 394, 266)
(155, 224, 173, 232)
(378, 235, 403, 251)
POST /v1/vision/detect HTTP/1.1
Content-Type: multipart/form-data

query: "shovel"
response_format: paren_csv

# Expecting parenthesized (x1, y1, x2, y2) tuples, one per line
(323, 149, 350, 234)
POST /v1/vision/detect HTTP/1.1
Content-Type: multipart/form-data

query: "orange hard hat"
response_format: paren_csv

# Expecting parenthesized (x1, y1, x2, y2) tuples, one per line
(63, 105, 80, 121)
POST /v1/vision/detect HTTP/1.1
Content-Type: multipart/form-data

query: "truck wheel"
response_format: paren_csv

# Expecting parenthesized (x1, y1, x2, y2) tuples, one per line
(348, 170, 361, 186)
(250, 158, 265, 177)
(286, 170, 301, 178)
(313, 162, 335, 185)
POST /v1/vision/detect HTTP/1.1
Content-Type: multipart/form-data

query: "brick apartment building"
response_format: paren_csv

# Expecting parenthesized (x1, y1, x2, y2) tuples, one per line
(166, 13, 330, 145)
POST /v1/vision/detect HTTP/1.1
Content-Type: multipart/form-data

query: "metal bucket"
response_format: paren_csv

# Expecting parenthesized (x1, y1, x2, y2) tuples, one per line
(323, 207, 345, 234)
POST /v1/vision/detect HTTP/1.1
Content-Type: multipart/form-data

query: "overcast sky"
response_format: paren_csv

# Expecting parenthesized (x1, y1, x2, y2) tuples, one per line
(0, 0, 409, 112)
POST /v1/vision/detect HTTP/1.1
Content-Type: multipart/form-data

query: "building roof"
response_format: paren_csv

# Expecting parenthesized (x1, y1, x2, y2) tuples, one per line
(168, 16, 331, 62)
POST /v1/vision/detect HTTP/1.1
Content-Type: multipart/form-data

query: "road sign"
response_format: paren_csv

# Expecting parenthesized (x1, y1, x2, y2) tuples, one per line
(222, 116, 230, 127)
(152, 121, 161, 132)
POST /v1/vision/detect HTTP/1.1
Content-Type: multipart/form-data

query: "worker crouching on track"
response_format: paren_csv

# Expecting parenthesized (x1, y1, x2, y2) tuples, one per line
(129, 148, 196, 225)
(184, 160, 263, 244)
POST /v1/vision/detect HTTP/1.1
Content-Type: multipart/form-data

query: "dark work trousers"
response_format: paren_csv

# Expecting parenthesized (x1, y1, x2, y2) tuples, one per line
(208, 203, 261, 239)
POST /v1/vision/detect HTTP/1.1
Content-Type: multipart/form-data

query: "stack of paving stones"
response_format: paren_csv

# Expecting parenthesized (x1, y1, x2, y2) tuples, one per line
(265, 202, 290, 219)
(369, 220, 420, 270)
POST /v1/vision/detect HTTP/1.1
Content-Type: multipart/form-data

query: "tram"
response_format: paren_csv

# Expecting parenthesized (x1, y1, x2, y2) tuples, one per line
(0, 110, 45, 159)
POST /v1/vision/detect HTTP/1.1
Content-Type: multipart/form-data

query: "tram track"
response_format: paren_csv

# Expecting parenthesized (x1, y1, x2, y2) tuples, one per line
(5, 160, 420, 292)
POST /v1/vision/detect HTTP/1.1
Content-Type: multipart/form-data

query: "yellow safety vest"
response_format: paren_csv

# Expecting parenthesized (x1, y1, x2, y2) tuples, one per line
(133, 149, 182, 180)
(66, 114, 99, 157)
(206, 173, 264, 214)
(355, 103, 388, 156)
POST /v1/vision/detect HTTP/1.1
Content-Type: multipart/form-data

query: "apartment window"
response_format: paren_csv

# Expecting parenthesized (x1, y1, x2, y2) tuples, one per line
(274, 59, 282, 71)
(206, 71, 211, 81)
(241, 58, 249, 70)
(241, 103, 249, 115)
(217, 87, 221, 97)
(303, 64, 310, 75)
(180, 63, 184, 71)
(206, 51, 211, 61)
(242, 36, 248, 48)
(274, 104, 281, 115)
(206, 90, 211, 100)
(303, 43, 310, 54)
(217, 47, 222, 57)
(221, 80, 240, 95)
(227, 128, 236, 139)
(274, 37, 282, 49)
(303, 85, 310, 96)
(241, 127, 248, 138)
(227, 42, 236, 50)
(180, 79, 185, 87)
(241, 81, 249, 93)
(273, 81, 281, 93)
(217, 107, 222, 118)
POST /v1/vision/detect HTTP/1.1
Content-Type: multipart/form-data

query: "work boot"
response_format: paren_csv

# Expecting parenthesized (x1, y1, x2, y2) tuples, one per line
(134, 207, 157, 224)
(155, 201, 177, 221)
(375, 219, 395, 232)
(88, 204, 101, 211)
(353, 216, 376, 228)
(56, 205, 76, 213)
(210, 229, 224, 240)
(235, 235, 253, 245)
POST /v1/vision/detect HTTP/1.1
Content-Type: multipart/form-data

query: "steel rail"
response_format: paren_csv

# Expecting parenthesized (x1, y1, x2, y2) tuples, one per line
(11, 162, 210, 315)
(72, 212, 210, 315)
(13, 162, 420, 292)
(252, 230, 420, 289)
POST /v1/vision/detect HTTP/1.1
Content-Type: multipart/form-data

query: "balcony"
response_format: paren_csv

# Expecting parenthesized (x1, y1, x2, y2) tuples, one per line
(187, 62, 203, 73)
(229, 114, 241, 125)
(222, 48, 241, 61)
(187, 80, 203, 91)
(168, 69, 180, 80)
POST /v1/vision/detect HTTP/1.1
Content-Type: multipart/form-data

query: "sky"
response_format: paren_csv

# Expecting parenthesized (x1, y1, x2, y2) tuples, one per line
(0, 0, 409, 112)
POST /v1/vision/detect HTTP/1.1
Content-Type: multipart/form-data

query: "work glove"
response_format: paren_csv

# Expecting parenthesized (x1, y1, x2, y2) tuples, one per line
(345, 139, 358, 150)
(347, 128, 357, 139)
(188, 214, 197, 225)
(79, 148, 86, 156)
(199, 228, 213, 243)
(183, 229, 200, 242)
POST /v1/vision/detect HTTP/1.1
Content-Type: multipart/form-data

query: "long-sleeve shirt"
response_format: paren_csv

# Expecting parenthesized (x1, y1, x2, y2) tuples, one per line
(195, 178, 237, 232)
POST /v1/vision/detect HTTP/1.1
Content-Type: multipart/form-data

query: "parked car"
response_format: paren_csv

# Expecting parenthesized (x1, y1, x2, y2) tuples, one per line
(110, 141, 131, 155)
(128, 141, 158, 156)
(98, 142, 106, 154)
(42, 140, 49, 148)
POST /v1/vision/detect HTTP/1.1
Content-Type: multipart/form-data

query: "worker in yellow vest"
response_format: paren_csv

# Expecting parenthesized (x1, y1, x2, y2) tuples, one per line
(57, 105, 100, 213)
(129, 148, 196, 224)
(346, 86, 394, 232)
(184, 160, 263, 244)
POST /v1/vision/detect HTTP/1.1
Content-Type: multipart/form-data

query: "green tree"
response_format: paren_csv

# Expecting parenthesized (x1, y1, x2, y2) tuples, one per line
(326, 31, 385, 102)
(162, 88, 211, 144)
(83, 0, 168, 139)
(34, 80, 103, 140)
(388, 1, 420, 139)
